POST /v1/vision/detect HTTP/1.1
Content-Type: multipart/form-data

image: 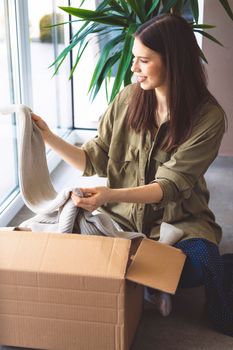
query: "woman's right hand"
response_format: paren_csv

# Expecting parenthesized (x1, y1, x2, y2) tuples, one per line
(31, 113, 51, 140)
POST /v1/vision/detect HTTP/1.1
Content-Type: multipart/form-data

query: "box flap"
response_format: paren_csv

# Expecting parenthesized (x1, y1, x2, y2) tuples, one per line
(126, 239, 186, 294)
(0, 231, 131, 280)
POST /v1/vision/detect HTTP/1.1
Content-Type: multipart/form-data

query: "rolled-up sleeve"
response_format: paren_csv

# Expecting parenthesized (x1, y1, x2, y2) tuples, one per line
(153, 104, 225, 206)
(82, 137, 108, 177)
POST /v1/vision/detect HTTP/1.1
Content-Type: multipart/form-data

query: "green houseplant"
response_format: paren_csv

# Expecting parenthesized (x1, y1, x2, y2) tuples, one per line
(51, 0, 233, 102)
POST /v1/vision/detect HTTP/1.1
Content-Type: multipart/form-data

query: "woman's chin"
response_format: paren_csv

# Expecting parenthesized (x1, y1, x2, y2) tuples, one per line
(139, 82, 153, 90)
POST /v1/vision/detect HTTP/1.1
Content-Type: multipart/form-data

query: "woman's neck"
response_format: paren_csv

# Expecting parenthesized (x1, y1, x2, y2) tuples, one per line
(155, 87, 169, 125)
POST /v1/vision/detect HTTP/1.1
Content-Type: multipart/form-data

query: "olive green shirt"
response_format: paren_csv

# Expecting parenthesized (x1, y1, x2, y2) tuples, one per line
(82, 84, 225, 245)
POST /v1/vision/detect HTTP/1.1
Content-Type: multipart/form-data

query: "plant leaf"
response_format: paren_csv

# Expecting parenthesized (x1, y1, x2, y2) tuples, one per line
(118, 0, 130, 14)
(88, 33, 125, 92)
(124, 63, 133, 85)
(59, 7, 128, 26)
(171, 0, 183, 15)
(79, 0, 86, 7)
(198, 46, 208, 63)
(90, 52, 121, 101)
(49, 34, 80, 69)
(45, 19, 78, 29)
(161, 0, 178, 13)
(218, 0, 233, 20)
(69, 41, 88, 79)
(192, 24, 216, 29)
(194, 29, 223, 46)
(190, 0, 199, 23)
(106, 0, 128, 14)
(50, 22, 99, 72)
(51, 55, 67, 77)
(127, 0, 146, 22)
(147, 0, 161, 16)
(96, 0, 117, 12)
(110, 24, 138, 101)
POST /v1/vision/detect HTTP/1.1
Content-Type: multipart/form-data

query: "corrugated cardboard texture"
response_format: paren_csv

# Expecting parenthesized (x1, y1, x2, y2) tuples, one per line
(0, 231, 142, 350)
(126, 238, 186, 294)
(124, 282, 143, 349)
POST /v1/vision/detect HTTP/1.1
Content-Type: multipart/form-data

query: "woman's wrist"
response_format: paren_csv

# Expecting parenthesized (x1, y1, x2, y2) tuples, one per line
(43, 129, 56, 144)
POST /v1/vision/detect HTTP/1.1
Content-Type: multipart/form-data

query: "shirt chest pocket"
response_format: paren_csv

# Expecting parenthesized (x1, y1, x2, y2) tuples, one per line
(107, 144, 139, 188)
(152, 149, 171, 166)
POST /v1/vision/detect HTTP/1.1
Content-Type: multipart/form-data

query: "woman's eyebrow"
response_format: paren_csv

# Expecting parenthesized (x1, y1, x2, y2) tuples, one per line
(132, 54, 149, 58)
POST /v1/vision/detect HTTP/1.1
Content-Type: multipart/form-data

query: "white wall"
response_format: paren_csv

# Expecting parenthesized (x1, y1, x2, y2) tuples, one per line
(202, 0, 233, 156)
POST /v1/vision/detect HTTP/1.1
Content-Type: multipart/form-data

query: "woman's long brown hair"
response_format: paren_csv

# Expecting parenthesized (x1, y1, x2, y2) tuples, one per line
(127, 14, 224, 151)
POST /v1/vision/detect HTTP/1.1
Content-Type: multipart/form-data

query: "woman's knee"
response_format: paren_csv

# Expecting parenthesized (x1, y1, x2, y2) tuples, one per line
(175, 238, 218, 288)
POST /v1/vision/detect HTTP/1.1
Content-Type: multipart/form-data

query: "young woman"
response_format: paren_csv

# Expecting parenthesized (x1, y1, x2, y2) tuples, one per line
(32, 14, 233, 335)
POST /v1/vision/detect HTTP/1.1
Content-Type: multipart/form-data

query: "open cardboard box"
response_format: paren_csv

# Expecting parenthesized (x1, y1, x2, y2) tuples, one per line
(0, 228, 186, 350)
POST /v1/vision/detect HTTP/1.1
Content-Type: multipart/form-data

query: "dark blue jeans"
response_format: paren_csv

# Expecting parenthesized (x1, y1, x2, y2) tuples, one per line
(174, 238, 207, 288)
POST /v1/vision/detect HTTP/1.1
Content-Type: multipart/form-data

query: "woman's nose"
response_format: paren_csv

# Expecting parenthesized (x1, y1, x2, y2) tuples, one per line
(131, 59, 140, 73)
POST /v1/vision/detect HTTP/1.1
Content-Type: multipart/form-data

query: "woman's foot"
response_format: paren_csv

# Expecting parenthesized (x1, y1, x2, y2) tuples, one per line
(144, 288, 172, 317)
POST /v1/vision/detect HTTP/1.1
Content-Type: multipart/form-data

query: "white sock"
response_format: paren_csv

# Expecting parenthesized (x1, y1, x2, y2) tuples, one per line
(159, 222, 184, 245)
(144, 288, 172, 317)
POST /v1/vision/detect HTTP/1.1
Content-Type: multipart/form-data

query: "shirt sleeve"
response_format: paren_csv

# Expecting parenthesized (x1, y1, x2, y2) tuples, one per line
(153, 104, 226, 207)
(81, 93, 120, 177)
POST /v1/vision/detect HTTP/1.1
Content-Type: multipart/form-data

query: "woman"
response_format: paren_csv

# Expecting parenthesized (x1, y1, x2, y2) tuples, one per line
(32, 14, 232, 334)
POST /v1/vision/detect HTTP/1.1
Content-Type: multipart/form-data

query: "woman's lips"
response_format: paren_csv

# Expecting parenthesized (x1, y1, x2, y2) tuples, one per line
(137, 76, 147, 83)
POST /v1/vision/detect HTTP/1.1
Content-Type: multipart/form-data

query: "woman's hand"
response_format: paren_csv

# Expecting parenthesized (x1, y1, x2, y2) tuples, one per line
(71, 182, 164, 212)
(71, 186, 111, 212)
(31, 113, 51, 140)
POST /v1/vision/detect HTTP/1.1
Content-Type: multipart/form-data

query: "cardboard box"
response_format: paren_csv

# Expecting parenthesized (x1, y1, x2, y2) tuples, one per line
(0, 230, 186, 350)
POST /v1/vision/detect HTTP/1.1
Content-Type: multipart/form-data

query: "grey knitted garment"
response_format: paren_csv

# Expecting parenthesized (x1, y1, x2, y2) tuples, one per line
(0, 104, 184, 244)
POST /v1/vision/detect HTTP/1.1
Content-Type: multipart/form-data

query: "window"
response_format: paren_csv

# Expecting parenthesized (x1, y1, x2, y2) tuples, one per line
(0, 0, 73, 224)
(0, 1, 18, 209)
(28, 0, 72, 131)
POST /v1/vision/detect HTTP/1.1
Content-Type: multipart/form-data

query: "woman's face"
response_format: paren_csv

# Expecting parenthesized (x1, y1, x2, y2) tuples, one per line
(131, 37, 167, 91)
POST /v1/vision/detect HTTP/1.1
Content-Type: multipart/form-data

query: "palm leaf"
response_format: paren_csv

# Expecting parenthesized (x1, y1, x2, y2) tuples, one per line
(88, 33, 125, 93)
(50, 22, 99, 72)
(69, 41, 88, 79)
(171, 0, 183, 15)
(147, 0, 161, 16)
(110, 23, 138, 101)
(192, 24, 216, 29)
(190, 0, 199, 23)
(118, 0, 130, 14)
(126, 0, 146, 22)
(106, 0, 128, 14)
(219, 0, 233, 20)
(198, 46, 208, 63)
(96, 0, 116, 12)
(161, 0, 178, 13)
(90, 52, 121, 100)
(194, 29, 223, 46)
(124, 63, 133, 85)
(59, 7, 128, 26)
(49, 34, 80, 70)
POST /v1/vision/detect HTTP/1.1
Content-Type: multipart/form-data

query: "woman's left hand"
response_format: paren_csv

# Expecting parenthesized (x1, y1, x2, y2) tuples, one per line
(71, 186, 111, 212)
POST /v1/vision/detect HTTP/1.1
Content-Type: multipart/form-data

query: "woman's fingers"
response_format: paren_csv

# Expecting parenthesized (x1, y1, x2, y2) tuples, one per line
(31, 113, 49, 133)
(71, 186, 110, 212)
(71, 193, 97, 211)
(80, 187, 97, 196)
